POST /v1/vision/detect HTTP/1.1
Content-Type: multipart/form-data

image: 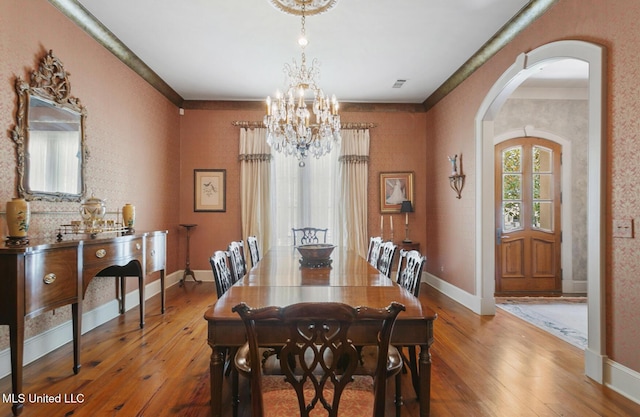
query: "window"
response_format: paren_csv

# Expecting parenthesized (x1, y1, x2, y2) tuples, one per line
(271, 149, 339, 246)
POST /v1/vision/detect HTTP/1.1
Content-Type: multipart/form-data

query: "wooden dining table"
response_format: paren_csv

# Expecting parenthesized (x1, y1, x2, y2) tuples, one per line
(204, 246, 437, 417)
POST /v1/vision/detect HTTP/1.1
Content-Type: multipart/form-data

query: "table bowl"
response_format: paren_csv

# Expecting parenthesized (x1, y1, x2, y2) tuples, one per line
(296, 244, 336, 268)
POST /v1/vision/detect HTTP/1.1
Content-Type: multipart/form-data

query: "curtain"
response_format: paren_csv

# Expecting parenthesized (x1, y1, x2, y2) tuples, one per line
(239, 128, 272, 267)
(335, 129, 370, 257)
(272, 142, 339, 246)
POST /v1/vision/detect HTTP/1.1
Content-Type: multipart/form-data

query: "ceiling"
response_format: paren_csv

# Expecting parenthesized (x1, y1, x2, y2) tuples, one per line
(69, 0, 583, 106)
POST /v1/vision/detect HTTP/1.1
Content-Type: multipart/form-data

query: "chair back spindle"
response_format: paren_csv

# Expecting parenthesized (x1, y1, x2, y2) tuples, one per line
(377, 241, 398, 278)
(367, 237, 383, 268)
(247, 236, 261, 267)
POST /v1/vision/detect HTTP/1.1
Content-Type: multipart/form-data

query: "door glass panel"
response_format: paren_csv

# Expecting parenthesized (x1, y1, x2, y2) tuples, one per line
(503, 174, 521, 199)
(532, 145, 553, 231)
(533, 201, 553, 231)
(533, 146, 552, 172)
(533, 173, 552, 199)
(503, 202, 522, 232)
(502, 145, 523, 232)
(503, 146, 521, 172)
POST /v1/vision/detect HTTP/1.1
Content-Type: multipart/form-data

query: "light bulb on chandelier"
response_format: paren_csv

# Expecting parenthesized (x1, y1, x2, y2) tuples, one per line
(263, 1, 340, 167)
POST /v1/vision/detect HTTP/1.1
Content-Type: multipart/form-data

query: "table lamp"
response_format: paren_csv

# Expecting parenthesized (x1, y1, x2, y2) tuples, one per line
(400, 200, 414, 243)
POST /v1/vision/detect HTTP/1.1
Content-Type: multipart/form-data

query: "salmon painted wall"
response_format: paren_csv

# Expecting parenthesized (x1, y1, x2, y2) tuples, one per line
(425, 0, 640, 371)
(179, 108, 427, 271)
(0, 1, 181, 349)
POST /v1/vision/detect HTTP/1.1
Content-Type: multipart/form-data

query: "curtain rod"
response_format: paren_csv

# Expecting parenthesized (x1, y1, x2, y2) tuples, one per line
(231, 121, 377, 129)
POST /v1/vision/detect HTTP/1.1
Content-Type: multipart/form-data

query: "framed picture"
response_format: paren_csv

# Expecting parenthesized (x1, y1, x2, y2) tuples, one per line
(380, 171, 414, 213)
(194, 169, 226, 212)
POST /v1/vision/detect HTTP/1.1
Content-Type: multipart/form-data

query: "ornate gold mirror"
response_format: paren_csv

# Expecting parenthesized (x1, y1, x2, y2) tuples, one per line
(11, 50, 88, 202)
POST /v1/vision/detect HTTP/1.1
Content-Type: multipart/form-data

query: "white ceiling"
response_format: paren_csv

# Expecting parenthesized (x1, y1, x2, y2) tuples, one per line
(74, 0, 585, 105)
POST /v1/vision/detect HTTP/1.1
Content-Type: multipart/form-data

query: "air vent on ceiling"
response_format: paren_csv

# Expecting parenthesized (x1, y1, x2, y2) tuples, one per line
(392, 79, 407, 88)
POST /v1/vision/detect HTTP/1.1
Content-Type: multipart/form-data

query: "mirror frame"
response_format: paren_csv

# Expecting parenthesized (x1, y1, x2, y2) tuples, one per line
(11, 50, 88, 202)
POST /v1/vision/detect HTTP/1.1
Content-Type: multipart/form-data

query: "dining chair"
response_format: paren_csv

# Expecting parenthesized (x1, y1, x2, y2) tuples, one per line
(246, 235, 260, 268)
(233, 301, 406, 417)
(210, 250, 234, 299)
(395, 249, 427, 399)
(377, 241, 398, 279)
(291, 227, 328, 246)
(209, 249, 240, 394)
(227, 240, 247, 283)
(367, 236, 383, 267)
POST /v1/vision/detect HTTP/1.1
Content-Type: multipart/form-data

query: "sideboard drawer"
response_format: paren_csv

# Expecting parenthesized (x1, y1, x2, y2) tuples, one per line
(83, 237, 143, 269)
(25, 247, 79, 318)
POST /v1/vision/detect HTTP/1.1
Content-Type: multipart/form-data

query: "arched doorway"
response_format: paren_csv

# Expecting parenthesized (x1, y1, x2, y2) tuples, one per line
(474, 40, 606, 382)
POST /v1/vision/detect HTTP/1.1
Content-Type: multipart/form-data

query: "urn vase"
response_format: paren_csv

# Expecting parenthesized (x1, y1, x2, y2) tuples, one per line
(122, 203, 135, 228)
(6, 198, 30, 238)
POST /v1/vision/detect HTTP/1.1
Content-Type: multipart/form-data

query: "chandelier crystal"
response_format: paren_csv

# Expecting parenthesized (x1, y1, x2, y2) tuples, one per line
(263, 2, 340, 167)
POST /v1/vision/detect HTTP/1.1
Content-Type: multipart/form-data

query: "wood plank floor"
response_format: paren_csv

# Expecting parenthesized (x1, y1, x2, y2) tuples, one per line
(2, 281, 640, 417)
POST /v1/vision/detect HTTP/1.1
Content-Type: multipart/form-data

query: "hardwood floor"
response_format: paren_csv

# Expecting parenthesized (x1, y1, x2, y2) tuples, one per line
(1, 281, 639, 417)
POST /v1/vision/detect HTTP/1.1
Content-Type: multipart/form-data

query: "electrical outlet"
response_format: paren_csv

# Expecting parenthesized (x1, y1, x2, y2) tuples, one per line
(612, 219, 633, 238)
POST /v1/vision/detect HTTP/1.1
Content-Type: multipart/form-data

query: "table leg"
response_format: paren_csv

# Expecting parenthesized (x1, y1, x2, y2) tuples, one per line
(408, 345, 420, 398)
(419, 344, 432, 417)
(210, 345, 226, 417)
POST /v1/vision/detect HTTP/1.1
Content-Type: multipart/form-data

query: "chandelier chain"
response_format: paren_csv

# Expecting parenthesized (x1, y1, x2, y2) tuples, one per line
(300, 3, 306, 38)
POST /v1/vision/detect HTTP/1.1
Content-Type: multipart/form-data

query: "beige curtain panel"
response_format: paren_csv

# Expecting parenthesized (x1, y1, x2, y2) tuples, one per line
(337, 129, 370, 257)
(239, 127, 272, 267)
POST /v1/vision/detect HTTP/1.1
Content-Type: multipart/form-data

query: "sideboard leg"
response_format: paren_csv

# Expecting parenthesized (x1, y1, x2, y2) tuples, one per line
(9, 322, 24, 416)
(72, 302, 82, 374)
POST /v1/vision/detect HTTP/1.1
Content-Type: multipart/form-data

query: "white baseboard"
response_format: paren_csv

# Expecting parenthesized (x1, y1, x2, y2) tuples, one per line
(173, 269, 214, 283)
(604, 357, 640, 404)
(585, 347, 606, 383)
(194, 269, 214, 282)
(423, 271, 495, 315)
(0, 270, 182, 380)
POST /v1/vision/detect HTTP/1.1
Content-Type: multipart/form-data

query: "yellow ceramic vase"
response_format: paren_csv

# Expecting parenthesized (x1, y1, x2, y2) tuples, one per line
(122, 204, 135, 228)
(6, 198, 30, 237)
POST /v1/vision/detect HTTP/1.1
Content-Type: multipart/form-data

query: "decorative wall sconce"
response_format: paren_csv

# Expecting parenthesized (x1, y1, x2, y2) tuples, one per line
(448, 154, 465, 199)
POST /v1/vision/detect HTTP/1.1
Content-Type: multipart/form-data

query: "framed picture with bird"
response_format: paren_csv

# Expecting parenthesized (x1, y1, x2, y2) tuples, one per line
(194, 169, 226, 212)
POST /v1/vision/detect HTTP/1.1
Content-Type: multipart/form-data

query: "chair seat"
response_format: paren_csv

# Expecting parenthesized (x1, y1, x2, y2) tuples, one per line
(236, 343, 403, 379)
(261, 375, 375, 417)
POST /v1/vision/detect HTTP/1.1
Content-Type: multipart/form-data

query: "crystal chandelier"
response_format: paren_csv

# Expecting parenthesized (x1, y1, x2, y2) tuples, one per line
(263, 1, 340, 167)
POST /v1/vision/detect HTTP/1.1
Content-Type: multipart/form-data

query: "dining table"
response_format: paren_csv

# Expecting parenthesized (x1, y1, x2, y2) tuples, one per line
(203, 246, 437, 417)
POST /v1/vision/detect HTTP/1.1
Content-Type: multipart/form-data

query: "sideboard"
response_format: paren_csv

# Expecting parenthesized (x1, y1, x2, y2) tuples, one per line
(0, 230, 167, 416)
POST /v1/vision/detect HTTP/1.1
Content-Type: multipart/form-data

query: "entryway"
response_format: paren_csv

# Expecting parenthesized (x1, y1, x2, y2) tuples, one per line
(475, 40, 606, 382)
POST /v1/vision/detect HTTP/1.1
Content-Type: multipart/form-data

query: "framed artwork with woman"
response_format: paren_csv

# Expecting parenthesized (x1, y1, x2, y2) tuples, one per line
(380, 172, 414, 213)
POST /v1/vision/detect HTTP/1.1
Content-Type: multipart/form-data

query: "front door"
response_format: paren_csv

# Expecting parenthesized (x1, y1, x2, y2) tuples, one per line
(495, 137, 562, 295)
